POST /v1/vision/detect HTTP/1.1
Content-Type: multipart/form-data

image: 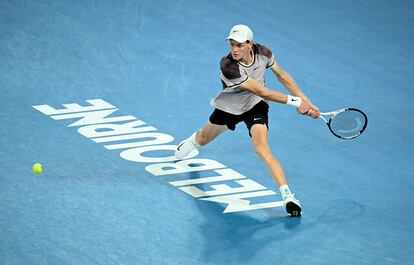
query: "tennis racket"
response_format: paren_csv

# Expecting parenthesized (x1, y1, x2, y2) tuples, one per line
(319, 108, 367, 140)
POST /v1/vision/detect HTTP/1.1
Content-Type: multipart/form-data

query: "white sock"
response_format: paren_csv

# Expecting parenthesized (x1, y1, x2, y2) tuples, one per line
(279, 184, 292, 200)
(190, 131, 200, 147)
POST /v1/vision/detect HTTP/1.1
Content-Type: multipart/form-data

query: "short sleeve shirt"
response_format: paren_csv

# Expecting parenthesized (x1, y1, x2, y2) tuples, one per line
(210, 43, 275, 115)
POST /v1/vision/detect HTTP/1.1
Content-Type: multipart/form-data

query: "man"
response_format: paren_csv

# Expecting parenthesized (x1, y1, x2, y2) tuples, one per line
(175, 24, 320, 217)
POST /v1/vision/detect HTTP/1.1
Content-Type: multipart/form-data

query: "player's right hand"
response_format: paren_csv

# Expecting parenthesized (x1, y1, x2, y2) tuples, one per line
(297, 100, 320, 119)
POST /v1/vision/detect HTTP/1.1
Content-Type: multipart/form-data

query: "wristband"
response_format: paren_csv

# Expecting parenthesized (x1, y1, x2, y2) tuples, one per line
(286, 95, 302, 107)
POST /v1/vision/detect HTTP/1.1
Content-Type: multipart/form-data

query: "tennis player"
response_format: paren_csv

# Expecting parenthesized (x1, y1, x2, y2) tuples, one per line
(175, 24, 320, 216)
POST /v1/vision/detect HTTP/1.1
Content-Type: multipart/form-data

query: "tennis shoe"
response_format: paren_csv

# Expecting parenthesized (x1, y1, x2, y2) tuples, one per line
(175, 132, 198, 159)
(284, 194, 301, 217)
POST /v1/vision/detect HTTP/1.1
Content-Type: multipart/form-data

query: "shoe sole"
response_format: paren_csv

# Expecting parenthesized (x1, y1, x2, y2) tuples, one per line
(286, 202, 302, 217)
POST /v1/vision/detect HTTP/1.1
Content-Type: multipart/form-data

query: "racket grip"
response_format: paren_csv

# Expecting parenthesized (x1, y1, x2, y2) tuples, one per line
(286, 95, 302, 107)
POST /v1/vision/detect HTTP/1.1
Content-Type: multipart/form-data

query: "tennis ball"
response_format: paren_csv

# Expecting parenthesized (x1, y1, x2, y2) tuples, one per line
(33, 163, 43, 174)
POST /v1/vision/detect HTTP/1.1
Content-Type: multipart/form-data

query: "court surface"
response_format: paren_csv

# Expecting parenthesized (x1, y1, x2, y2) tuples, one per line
(1, 1, 413, 264)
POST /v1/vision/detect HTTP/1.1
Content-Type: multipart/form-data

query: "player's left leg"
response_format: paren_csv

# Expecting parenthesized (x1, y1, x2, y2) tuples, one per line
(250, 124, 302, 216)
(250, 124, 287, 186)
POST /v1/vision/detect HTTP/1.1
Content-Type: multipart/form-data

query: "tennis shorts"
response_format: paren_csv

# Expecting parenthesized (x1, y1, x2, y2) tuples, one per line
(209, 100, 269, 136)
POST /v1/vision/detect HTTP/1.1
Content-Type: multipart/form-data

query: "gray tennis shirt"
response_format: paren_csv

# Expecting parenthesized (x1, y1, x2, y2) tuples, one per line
(210, 43, 275, 115)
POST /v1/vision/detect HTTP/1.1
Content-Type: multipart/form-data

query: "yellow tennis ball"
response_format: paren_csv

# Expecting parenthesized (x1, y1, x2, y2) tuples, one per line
(33, 163, 43, 174)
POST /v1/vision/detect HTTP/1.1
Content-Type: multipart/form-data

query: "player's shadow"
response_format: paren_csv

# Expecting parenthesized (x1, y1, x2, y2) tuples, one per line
(315, 199, 365, 225)
(187, 172, 302, 263)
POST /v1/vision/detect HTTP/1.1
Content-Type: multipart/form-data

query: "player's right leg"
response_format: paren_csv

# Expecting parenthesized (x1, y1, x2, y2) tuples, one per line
(174, 121, 227, 159)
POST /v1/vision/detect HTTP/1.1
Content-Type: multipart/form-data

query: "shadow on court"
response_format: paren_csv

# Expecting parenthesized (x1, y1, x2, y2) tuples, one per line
(185, 170, 367, 264)
(186, 172, 301, 263)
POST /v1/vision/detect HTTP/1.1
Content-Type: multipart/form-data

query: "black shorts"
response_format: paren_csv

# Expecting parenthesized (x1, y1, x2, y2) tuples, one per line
(209, 100, 269, 136)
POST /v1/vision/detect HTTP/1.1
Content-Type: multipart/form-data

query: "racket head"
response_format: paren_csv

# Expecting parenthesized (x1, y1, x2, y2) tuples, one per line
(325, 108, 368, 140)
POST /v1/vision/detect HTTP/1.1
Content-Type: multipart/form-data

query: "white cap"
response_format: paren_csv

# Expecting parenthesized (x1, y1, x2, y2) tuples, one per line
(226, 24, 253, 43)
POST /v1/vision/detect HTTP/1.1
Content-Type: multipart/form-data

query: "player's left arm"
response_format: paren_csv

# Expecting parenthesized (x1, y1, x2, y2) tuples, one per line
(270, 62, 320, 118)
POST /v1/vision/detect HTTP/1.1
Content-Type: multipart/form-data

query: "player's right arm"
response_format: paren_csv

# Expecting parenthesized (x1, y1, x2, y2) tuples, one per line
(239, 77, 311, 114)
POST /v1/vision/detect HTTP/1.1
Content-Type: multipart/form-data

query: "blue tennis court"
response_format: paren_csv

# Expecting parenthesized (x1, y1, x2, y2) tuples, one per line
(1, 1, 413, 264)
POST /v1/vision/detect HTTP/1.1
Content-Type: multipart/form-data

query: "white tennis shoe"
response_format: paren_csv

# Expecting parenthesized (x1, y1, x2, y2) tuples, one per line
(284, 194, 302, 217)
(175, 132, 199, 159)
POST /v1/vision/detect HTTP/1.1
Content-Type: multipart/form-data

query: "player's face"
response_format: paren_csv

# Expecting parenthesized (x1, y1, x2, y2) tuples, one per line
(229, 40, 252, 62)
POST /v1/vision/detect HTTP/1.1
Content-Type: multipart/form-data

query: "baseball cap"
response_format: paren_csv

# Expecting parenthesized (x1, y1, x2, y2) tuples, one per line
(226, 24, 253, 43)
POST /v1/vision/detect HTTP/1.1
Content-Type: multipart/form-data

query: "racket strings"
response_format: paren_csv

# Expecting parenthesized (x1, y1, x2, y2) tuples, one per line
(329, 110, 367, 139)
